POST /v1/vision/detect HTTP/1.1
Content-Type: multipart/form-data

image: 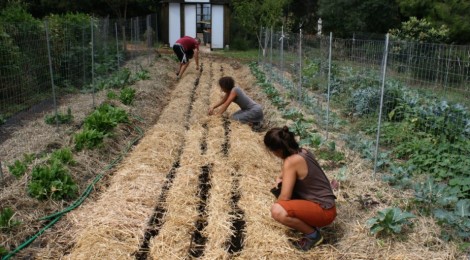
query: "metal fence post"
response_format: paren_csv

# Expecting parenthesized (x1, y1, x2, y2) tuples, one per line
(270, 27, 273, 83)
(146, 14, 152, 65)
(0, 161, 3, 182)
(115, 22, 120, 69)
(298, 28, 303, 103)
(280, 26, 284, 83)
(45, 20, 59, 131)
(91, 17, 96, 108)
(373, 33, 390, 176)
(82, 25, 86, 85)
(325, 32, 333, 140)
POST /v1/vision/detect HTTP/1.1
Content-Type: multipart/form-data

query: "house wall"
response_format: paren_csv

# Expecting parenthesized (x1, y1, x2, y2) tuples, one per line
(160, 0, 230, 47)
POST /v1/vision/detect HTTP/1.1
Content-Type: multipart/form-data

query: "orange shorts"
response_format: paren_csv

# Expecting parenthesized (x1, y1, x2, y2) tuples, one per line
(276, 200, 336, 228)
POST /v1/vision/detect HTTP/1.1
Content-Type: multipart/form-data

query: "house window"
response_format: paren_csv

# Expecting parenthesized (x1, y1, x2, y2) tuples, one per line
(196, 4, 211, 33)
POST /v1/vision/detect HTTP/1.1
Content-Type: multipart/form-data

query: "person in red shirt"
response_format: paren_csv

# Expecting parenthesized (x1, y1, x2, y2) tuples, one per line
(173, 36, 200, 79)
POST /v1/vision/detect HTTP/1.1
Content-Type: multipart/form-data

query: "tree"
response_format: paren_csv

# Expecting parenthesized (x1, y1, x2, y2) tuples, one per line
(285, 0, 319, 34)
(231, 0, 291, 53)
(396, 0, 470, 43)
(318, 0, 400, 38)
(389, 17, 449, 43)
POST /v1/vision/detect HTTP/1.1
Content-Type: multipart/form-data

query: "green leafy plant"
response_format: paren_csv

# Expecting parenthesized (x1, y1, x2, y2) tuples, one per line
(107, 90, 118, 99)
(134, 69, 150, 80)
(282, 108, 304, 121)
(84, 104, 128, 133)
(366, 207, 415, 235)
(28, 161, 78, 200)
(381, 164, 413, 189)
(0, 207, 21, 231)
(299, 132, 324, 148)
(0, 245, 7, 257)
(289, 119, 311, 139)
(316, 146, 346, 163)
(0, 114, 6, 125)
(74, 129, 106, 151)
(49, 148, 75, 165)
(44, 108, 73, 125)
(119, 87, 136, 105)
(433, 199, 470, 239)
(335, 166, 348, 182)
(271, 95, 288, 109)
(7, 159, 27, 178)
(413, 177, 459, 212)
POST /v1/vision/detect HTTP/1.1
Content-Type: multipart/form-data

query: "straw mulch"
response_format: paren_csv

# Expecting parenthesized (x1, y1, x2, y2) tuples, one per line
(0, 53, 176, 258)
(7, 52, 464, 260)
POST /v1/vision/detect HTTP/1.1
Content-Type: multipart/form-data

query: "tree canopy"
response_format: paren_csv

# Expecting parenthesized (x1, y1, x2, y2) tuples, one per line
(1, 0, 469, 43)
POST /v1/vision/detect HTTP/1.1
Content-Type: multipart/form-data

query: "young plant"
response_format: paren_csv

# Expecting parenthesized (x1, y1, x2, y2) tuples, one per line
(299, 132, 324, 149)
(134, 68, 150, 80)
(7, 159, 27, 178)
(44, 107, 73, 125)
(49, 148, 75, 165)
(0, 246, 7, 257)
(74, 129, 106, 151)
(0, 207, 21, 231)
(84, 104, 128, 133)
(28, 161, 78, 200)
(433, 199, 470, 239)
(366, 207, 415, 235)
(282, 108, 304, 121)
(0, 114, 6, 125)
(119, 87, 136, 105)
(107, 90, 118, 99)
(289, 119, 311, 140)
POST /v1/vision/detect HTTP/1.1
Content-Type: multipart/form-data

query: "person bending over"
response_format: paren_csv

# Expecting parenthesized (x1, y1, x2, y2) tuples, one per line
(264, 126, 337, 251)
(208, 76, 263, 131)
(173, 36, 200, 79)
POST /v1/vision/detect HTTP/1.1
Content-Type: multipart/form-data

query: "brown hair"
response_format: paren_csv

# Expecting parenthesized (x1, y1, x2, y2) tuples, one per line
(264, 126, 300, 159)
(218, 76, 235, 92)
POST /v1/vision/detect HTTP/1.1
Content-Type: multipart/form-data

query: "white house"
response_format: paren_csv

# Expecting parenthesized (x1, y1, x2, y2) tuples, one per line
(159, 0, 231, 49)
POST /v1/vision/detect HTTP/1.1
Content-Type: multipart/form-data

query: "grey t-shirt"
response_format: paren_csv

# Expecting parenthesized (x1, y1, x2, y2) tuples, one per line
(233, 86, 258, 110)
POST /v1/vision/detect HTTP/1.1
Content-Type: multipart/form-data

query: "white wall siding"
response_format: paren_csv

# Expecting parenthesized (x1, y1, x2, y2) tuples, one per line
(184, 4, 197, 38)
(169, 3, 181, 46)
(211, 5, 224, 49)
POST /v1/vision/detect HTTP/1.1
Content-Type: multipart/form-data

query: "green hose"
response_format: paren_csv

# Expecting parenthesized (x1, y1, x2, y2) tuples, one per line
(2, 118, 144, 260)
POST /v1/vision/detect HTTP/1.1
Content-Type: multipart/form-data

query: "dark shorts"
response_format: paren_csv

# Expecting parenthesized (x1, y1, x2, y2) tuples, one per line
(173, 44, 193, 64)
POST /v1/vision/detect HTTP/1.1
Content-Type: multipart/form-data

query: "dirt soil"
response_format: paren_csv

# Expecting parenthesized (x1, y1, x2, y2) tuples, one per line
(0, 48, 466, 260)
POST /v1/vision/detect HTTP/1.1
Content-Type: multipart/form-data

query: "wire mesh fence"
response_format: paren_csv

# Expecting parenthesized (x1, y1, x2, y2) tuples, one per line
(0, 13, 158, 125)
(258, 27, 470, 174)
